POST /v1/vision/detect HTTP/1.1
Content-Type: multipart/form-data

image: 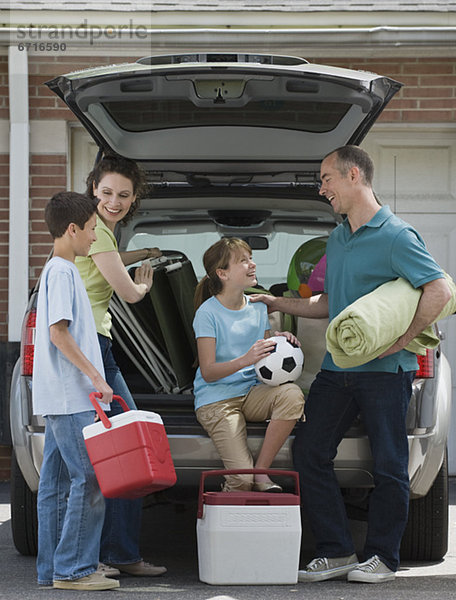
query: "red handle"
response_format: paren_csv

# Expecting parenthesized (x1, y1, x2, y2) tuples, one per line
(197, 469, 300, 519)
(89, 392, 130, 430)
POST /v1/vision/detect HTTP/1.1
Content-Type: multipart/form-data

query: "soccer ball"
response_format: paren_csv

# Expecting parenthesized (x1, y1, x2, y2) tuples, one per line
(255, 336, 304, 386)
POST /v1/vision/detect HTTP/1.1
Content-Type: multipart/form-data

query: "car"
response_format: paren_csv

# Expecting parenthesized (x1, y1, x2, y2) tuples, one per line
(9, 52, 451, 561)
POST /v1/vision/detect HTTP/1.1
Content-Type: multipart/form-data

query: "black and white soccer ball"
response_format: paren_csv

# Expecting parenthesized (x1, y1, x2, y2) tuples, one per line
(255, 336, 304, 386)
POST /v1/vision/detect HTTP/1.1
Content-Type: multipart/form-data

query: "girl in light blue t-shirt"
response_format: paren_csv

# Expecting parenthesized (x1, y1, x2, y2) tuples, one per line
(193, 238, 305, 492)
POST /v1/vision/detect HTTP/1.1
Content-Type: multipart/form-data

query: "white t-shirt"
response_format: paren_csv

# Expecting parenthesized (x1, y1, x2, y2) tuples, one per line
(32, 257, 108, 416)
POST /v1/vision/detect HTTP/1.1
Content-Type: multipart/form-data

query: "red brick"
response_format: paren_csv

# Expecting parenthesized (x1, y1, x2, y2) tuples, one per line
(29, 97, 57, 108)
(402, 63, 454, 75)
(402, 87, 454, 98)
(30, 164, 66, 175)
(402, 109, 454, 121)
(419, 99, 455, 109)
(31, 176, 66, 187)
(32, 155, 66, 164)
(420, 75, 456, 86)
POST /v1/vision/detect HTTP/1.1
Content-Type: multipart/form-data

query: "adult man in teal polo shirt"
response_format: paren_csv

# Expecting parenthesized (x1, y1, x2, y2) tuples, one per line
(251, 146, 451, 584)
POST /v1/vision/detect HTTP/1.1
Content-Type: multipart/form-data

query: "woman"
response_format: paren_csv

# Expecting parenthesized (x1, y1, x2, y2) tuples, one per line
(193, 237, 305, 492)
(76, 155, 165, 577)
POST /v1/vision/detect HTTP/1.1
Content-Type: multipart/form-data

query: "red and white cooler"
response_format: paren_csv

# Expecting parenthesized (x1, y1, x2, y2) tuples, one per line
(196, 469, 302, 585)
(83, 393, 176, 499)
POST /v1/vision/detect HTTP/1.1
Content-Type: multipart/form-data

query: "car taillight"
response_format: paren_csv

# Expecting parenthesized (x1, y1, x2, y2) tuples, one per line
(20, 308, 36, 376)
(415, 349, 434, 379)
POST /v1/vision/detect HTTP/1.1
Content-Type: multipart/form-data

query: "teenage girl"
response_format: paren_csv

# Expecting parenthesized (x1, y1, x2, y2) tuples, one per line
(193, 237, 305, 492)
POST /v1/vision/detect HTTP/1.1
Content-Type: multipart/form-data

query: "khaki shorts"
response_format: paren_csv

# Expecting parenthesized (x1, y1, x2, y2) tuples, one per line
(196, 383, 304, 491)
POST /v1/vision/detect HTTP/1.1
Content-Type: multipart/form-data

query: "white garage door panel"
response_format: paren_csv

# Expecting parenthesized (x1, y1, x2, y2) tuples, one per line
(363, 126, 456, 474)
(363, 125, 456, 213)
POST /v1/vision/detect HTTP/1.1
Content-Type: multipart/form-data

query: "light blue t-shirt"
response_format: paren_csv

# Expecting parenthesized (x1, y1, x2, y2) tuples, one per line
(323, 205, 444, 373)
(193, 295, 270, 410)
(33, 257, 108, 416)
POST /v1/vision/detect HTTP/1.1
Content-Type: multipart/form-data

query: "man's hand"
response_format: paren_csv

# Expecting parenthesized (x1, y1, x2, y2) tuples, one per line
(249, 293, 277, 313)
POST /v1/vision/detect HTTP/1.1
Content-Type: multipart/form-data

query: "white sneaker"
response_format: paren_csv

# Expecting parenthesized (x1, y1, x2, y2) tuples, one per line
(298, 553, 359, 582)
(347, 555, 395, 583)
(53, 572, 120, 590)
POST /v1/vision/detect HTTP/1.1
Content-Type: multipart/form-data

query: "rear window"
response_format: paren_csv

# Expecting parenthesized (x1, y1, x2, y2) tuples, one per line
(126, 230, 321, 291)
(103, 99, 351, 134)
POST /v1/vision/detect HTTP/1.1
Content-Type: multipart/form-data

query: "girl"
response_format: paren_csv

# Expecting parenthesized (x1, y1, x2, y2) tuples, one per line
(76, 155, 165, 577)
(193, 237, 305, 492)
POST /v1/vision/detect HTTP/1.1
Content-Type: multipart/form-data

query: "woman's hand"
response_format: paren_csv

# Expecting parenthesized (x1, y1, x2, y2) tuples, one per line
(144, 247, 161, 260)
(134, 261, 154, 293)
(273, 330, 301, 347)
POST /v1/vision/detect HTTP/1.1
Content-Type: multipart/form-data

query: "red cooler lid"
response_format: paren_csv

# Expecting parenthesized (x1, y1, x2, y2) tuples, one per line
(202, 491, 300, 506)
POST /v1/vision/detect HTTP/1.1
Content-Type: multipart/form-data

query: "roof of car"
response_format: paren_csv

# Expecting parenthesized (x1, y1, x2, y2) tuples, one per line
(5, 0, 456, 11)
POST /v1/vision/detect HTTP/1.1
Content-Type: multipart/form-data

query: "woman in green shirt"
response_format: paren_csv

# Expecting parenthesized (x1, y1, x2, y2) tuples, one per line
(76, 155, 165, 577)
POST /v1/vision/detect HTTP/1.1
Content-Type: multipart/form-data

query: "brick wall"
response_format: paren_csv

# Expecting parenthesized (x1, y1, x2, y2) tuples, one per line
(0, 54, 455, 343)
(317, 57, 456, 123)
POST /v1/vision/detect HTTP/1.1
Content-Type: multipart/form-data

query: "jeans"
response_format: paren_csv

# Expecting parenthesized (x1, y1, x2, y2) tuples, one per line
(37, 412, 105, 585)
(97, 334, 143, 565)
(292, 369, 414, 572)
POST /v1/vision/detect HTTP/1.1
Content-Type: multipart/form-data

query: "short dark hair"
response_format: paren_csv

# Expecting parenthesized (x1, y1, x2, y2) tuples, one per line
(325, 145, 374, 186)
(45, 191, 98, 239)
(86, 154, 148, 224)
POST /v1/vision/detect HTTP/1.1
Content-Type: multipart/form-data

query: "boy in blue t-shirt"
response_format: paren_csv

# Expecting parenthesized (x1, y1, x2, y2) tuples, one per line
(33, 191, 118, 591)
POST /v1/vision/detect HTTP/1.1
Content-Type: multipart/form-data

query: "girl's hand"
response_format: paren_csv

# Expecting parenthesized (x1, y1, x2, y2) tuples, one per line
(134, 261, 154, 293)
(274, 330, 301, 347)
(244, 338, 278, 365)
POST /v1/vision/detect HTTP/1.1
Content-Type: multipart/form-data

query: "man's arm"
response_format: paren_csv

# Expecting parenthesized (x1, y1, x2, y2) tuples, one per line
(379, 277, 452, 359)
(250, 292, 329, 319)
(49, 320, 113, 403)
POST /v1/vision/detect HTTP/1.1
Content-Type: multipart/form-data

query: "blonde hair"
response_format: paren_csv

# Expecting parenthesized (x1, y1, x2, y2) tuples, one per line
(194, 237, 252, 311)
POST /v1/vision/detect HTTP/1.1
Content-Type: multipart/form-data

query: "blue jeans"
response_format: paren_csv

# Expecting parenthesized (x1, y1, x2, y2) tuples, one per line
(37, 412, 105, 585)
(97, 334, 143, 564)
(292, 369, 414, 572)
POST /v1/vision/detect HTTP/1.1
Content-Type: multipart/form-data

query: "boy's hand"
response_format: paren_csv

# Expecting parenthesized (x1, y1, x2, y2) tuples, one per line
(274, 330, 301, 347)
(92, 373, 113, 405)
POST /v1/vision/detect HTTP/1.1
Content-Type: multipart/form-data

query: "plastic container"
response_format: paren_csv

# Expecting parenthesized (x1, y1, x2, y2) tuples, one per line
(83, 393, 176, 499)
(197, 469, 302, 585)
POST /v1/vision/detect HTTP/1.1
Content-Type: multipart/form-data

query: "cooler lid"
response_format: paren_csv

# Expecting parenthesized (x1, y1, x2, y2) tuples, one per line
(83, 409, 163, 439)
(202, 491, 300, 507)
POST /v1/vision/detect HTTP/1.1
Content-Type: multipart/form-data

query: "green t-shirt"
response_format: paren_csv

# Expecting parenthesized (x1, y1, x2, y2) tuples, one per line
(76, 216, 117, 338)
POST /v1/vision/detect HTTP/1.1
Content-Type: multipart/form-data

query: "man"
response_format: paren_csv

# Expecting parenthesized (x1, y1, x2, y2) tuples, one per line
(251, 146, 450, 583)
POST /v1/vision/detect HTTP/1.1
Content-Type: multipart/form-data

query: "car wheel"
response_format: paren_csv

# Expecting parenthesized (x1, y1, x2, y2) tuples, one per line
(400, 450, 449, 561)
(10, 450, 38, 556)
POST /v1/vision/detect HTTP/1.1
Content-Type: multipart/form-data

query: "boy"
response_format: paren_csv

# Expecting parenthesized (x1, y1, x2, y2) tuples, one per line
(33, 191, 118, 591)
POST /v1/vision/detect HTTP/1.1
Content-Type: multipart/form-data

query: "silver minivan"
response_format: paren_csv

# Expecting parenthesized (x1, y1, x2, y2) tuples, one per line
(10, 53, 451, 562)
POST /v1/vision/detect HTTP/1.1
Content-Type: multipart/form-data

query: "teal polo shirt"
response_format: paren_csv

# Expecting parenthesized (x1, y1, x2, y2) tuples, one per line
(322, 205, 444, 373)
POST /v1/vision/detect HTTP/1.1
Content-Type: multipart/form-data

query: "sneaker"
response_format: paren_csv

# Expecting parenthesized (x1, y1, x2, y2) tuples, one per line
(298, 553, 359, 582)
(97, 562, 120, 577)
(347, 555, 395, 583)
(53, 572, 120, 590)
(108, 560, 167, 577)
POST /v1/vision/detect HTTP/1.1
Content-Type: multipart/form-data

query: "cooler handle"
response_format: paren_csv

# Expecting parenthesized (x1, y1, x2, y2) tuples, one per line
(197, 469, 300, 519)
(89, 392, 131, 430)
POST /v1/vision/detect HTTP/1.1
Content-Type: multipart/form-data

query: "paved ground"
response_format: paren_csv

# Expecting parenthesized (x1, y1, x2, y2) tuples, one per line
(1, 479, 456, 599)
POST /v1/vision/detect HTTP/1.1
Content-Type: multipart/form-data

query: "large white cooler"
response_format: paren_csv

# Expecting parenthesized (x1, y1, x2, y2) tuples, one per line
(196, 469, 302, 585)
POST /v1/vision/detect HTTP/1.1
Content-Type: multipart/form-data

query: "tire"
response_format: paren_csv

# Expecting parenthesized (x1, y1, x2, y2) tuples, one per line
(10, 451, 38, 556)
(400, 450, 449, 561)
